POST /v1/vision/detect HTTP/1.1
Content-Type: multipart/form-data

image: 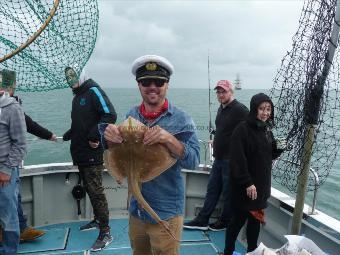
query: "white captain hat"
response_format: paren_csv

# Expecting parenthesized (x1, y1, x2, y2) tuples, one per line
(131, 55, 174, 81)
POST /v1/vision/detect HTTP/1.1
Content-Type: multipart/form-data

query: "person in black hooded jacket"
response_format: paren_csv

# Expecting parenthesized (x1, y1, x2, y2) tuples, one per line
(63, 67, 117, 252)
(223, 93, 285, 255)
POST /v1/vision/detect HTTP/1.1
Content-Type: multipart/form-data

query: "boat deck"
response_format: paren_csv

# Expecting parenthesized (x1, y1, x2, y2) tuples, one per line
(18, 218, 246, 255)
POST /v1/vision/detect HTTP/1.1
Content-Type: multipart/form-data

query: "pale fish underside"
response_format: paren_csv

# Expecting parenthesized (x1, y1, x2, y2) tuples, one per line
(104, 116, 178, 240)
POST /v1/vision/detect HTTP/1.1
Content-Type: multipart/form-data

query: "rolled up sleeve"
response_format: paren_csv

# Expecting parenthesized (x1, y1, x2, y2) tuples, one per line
(177, 132, 200, 170)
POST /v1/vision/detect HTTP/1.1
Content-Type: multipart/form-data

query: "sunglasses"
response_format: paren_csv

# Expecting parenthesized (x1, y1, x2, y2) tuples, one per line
(139, 79, 167, 87)
(216, 90, 229, 95)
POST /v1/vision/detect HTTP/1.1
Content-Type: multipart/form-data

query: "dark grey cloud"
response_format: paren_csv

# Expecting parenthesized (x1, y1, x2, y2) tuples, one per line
(86, 0, 304, 89)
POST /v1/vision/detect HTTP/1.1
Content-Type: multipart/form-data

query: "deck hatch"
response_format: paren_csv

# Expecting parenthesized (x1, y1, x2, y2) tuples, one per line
(18, 228, 69, 254)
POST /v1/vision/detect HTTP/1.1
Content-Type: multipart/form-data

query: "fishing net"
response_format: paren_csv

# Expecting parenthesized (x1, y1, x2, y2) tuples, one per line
(0, 0, 99, 92)
(270, 0, 340, 192)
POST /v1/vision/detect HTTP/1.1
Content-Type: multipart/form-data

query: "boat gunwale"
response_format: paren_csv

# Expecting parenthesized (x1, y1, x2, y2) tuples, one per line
(21, 162, 340, 245)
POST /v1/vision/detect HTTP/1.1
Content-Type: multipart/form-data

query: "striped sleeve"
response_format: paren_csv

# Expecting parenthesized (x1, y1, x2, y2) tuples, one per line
(88, 87, 117, 141)
(90, 87, 110, 113)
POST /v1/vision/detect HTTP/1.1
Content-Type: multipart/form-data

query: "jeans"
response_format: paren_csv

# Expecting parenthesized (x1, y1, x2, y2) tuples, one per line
(0, 167, 20, 255)
(197, 159, 231, 224)
(18, 192, 28, 231)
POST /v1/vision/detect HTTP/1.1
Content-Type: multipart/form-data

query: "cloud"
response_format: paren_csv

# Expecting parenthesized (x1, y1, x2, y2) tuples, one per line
(86, 0, 304, 89)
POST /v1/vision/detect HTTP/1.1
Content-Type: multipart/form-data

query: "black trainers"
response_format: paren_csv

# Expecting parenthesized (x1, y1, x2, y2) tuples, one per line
(183, 218, 208, 230)
(208, 219, 228, 231)
(79, 220, 99, 231)
(90, 231, 113, 252)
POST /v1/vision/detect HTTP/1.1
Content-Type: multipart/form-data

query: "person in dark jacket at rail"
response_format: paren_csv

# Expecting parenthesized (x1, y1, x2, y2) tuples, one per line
(0, 69, 57, 244)
(20, 103, 57, 142)
(184, 80, 249, 231)
(63, 67, 117, 252)
(223, 93, 286, 255)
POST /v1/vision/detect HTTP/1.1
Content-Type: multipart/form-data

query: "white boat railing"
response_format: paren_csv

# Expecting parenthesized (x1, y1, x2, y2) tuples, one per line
(26, 138, 322, 215)
(277, 158, 320, 215)
(198, 139, 213, 170)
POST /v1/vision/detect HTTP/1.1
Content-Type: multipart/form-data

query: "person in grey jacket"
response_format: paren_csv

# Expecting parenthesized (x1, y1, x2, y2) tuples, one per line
(0, 69, 26, 254)
(0, 70, 55, 244)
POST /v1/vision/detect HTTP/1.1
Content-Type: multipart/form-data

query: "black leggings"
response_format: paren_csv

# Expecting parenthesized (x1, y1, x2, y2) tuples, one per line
(224, 209, 260, 255)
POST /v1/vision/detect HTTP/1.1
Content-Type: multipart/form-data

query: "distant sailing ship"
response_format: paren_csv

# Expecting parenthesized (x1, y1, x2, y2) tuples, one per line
(234, 73, 242, 90)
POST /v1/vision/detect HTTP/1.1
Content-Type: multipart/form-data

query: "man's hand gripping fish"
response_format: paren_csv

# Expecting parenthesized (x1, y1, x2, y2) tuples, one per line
(104, 116, 179, 241)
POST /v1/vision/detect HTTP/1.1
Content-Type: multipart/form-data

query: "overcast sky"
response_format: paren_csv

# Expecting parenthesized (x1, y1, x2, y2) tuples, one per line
(86, 0, 304, 89)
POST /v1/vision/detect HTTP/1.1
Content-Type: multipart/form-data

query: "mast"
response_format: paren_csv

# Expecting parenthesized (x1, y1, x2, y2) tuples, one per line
(234, 73, 242, 90)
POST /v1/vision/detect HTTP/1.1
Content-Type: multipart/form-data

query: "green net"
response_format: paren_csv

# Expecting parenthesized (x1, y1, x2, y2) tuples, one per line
(0, 0, 99, 92)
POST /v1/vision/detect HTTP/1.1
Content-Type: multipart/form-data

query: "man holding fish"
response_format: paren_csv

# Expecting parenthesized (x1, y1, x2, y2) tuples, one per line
(102, 55, 200, 255)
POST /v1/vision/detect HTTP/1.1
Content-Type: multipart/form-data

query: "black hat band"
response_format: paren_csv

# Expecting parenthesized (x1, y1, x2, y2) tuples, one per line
(136, 62, 170, 81)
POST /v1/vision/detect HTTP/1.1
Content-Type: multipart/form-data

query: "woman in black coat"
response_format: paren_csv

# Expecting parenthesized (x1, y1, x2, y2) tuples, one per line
(223, 93, 284, 255)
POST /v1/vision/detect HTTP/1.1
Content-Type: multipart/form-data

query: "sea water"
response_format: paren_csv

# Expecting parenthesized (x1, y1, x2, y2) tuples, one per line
(18, 88, 340, 221)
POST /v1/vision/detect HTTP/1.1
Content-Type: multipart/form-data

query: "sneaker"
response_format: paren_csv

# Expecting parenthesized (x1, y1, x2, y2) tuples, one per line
(183, 218, 208, 230)
(79, 220, 99, 231)
(208, 219, 228, 231)
(20, 227, 45, 242)
(90, 231, 113, 252)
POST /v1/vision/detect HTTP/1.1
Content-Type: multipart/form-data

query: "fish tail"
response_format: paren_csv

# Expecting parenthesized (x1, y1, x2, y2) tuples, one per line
(159, 220, 180, 242)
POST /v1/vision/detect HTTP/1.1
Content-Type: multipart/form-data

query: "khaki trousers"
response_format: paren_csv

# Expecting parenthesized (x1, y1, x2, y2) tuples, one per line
(129, 215, 183, 255)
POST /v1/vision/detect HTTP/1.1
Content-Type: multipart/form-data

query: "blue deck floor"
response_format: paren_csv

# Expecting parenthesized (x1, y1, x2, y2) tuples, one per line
(18, 219, 246, 255)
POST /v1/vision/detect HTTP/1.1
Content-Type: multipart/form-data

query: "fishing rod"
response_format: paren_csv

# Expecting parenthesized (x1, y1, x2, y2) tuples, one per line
(207, 52, 214, 164)
(208, 52, 213, 140)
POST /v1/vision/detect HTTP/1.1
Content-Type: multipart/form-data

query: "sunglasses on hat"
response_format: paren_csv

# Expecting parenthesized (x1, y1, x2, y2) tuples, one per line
(139, 79, 167, 87)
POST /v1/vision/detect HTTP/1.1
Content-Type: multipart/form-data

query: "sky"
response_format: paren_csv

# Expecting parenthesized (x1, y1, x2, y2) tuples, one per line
(86, 0, 304, 89)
